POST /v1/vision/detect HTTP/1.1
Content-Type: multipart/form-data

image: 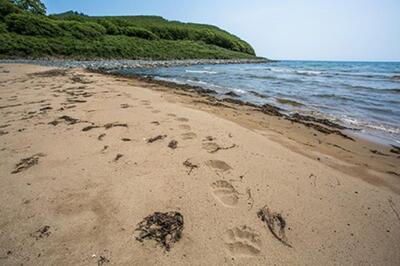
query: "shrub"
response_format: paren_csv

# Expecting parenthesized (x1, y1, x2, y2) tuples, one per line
(0, 22, 7, 33)
(96, 19, 120, 35)
(0, 33, 256, 60)
(58, 20, 105, 39)
(5, 13, 62, 36)
(124, 26, 158, 40)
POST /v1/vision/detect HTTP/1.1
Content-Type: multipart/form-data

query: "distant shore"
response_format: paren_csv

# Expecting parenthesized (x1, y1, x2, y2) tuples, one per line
(0, 58, 272, 70)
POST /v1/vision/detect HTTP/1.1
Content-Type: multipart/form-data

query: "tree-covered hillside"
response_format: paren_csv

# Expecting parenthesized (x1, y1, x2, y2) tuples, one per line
(0, 0, 260, 60)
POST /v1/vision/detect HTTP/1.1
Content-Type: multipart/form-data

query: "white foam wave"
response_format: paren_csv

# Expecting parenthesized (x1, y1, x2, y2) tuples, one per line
(233, 88, 246, 94)
(267, 67, 322, 76)
(296, 70, 322, 75)
(185, 70, 218, 74)
(186, 79, 208, 85)
(340, 116, 400, 134)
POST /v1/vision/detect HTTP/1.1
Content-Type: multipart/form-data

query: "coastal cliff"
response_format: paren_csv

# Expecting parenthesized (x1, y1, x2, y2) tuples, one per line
(0, 1, 261, 60)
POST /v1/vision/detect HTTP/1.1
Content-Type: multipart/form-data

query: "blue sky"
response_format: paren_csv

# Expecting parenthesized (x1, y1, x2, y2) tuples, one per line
(42, 0, 400, 61)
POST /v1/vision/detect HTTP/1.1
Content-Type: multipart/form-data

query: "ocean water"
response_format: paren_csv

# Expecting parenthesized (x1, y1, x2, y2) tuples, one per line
(117, 61, 400, 145)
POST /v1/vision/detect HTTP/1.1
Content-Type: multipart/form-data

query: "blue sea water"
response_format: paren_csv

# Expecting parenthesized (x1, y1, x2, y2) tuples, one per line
(119, 61, 400, 145)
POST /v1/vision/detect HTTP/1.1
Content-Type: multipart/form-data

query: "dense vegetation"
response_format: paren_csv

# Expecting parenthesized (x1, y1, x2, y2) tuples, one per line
(0, 0, 259, 60)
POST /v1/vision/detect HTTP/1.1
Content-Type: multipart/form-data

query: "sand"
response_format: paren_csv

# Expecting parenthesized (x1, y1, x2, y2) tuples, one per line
(0, 63, 399, 265)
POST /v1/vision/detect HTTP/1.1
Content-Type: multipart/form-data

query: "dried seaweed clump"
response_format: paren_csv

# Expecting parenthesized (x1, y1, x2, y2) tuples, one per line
(257, 206, 292, 248)
(135, 211, 184, 251)
(147, 134, 167, 143)
(49, 115, 80, 126)
(12, 153, 45, 174)
(31, 225, 51, 240)
(168, 140, 178, 149)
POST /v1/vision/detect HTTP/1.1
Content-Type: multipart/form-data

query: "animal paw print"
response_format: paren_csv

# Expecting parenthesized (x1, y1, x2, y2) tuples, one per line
(223, 226, 261, 257)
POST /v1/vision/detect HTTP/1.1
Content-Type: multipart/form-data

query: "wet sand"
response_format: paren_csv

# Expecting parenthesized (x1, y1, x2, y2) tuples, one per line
(0, 64, 399, 265)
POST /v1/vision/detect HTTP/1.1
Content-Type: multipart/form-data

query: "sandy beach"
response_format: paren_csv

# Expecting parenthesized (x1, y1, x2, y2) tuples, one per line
(0, 63, 399, 265)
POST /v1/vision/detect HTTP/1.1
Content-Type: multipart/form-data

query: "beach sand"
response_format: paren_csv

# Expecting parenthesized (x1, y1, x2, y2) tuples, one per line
(0, 64, 399, 265)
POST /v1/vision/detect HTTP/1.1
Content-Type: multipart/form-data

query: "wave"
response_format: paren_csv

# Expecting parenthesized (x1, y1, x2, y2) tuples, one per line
(276, 98, 304, 107)
(246, 73, 307, 83)
(361, 106, 395, 114)
(264, 67, 400, 81)
(266, 67, 322, 76)
(324, 71, 400, 82)
(185, 70, 218, 74)
(384, 88, 400, 93)
(340, 116, 400, 135)
(313, 94, 350, 101)
(345, 84, 400, 94)
(233, 88, 246, 94)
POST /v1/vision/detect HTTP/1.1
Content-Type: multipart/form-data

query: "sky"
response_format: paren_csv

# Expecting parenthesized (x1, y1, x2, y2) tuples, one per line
(42, 0, 400, 61)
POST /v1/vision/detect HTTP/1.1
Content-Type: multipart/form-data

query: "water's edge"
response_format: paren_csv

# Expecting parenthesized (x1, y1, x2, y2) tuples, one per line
(1, 59, 398, 146)
(0, 58, 272, 70)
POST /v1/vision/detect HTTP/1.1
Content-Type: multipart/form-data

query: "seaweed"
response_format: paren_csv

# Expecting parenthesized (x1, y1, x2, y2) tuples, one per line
(104, 123, 128, 129)
(135, 212, 184, 251)
(257, 206, 292, 248)
(183, 159, 198, 175)
(49, 115, 80, 126)
(370, 149, 388, 156)
(259, 103, 283, 117)
(168, 140, 178, 149)
(147, 135, 167, 143)
(114, 154, 123, 162)
(82, 125, 101, 132)
(31, 225, 51, 240)
(98, 133, 106, 140)
(390, 145, 400, 155)
(290, 113, 348, 130)
(12, 153, 45, 174)
(97, 256, 110, 265)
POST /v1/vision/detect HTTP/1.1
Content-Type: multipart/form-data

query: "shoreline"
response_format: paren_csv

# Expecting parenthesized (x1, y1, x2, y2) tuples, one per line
(0, 64, 399, 265)
(0, 58, 273, 70)
(3, 59, 397, 147)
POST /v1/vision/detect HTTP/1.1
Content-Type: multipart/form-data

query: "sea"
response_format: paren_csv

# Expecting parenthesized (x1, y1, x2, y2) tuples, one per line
(117, 61, 400, 145)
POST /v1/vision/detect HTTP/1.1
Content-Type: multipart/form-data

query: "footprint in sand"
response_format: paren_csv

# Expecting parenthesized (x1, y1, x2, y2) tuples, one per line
(223, 226, 261, 257)
(176, 117, 189, 122)
(202, 142, 219, 152)
(167, 113, 176, 117)
(152, 110, 161, 114)
(181, 132, 197, 140)
(205, 160, 232, 172)
(145, 106, 153, 109)
(178, 124, 191, 131)
(211, 180, 239, 207)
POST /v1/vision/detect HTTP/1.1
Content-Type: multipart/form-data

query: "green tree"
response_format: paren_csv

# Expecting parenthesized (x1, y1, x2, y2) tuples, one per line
(12, 0, 46, 15)
(0, 0, 21, 19)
